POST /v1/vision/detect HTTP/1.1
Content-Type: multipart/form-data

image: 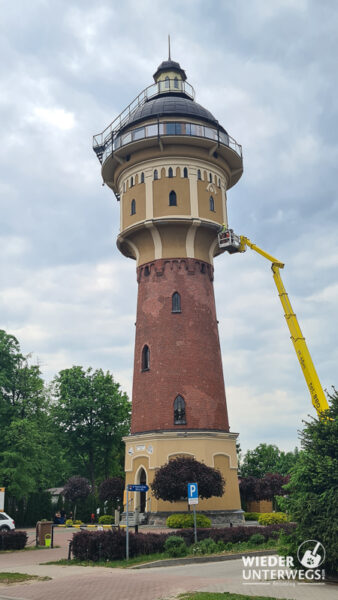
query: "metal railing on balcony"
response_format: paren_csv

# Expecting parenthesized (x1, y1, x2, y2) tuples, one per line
(93, 79, 195, 154)
(95, 119, 242, 166)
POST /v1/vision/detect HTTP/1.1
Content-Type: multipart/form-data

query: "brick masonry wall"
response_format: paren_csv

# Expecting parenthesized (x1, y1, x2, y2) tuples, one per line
(131, 258, 230, 433)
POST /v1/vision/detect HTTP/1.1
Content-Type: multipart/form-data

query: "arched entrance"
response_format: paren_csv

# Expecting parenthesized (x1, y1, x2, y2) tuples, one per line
(137, 467, 147, 513)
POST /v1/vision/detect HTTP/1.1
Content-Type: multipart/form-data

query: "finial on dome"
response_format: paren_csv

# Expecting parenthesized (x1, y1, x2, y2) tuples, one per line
(168, 34, 171, 61)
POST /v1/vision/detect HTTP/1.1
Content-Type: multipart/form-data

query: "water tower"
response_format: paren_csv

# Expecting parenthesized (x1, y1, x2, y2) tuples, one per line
(93, 55, 244, 523)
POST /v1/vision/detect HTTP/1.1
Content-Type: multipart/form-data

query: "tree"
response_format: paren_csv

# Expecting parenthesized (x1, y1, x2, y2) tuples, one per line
(52, 367, 131, 488)
(240, 473, 289, 505)
(151, 457, 225, 502)
(99, 477, 125, 505)
(240, 443, 299, 478)
(279, 389, 338, 576)
(0, 330, 65, 515)
(63, 476, 91, 519)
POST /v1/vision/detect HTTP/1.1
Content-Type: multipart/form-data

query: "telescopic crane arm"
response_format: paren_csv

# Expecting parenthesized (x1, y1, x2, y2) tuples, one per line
(218, 229, 329, 416)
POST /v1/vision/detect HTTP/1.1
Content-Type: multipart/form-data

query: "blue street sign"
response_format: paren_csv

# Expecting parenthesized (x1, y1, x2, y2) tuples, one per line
(127, 484, 149, 492)
(188, 482, 198, 499)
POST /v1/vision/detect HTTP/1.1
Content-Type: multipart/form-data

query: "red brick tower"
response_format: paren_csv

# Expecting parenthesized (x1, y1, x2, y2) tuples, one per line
(93, 57, 244, 522)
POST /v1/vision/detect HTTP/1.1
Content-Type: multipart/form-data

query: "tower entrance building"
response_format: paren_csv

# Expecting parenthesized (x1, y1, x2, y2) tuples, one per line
(93, 57, 244, 522)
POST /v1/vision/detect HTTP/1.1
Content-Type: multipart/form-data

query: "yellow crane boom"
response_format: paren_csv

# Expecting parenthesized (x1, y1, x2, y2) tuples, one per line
(218, 229, 329, 416)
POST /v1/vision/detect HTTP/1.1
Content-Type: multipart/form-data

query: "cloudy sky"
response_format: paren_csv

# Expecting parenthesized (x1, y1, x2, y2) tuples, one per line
(1, 0, 337, 453)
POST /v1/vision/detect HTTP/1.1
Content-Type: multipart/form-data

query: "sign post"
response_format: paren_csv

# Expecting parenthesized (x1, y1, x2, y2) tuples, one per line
(187, 483, 198, 543)
(0, 488, 5, 512)
(125, 484, 149, 560)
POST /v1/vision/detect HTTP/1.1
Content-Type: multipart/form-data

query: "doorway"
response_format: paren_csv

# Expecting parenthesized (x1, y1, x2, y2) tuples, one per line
(138, 467, 147, 513)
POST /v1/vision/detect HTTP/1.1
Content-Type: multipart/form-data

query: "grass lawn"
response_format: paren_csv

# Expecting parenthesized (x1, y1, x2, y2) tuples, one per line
(43, 552, 168, 568)
(0, 572, 51, 585)
(179, 594, 289, 600)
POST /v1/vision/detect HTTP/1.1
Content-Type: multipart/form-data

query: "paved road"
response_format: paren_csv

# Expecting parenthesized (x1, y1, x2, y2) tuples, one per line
(0, 529, 336, 600)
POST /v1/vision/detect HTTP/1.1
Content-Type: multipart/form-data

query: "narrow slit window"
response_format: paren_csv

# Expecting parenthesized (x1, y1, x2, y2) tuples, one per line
(154, 169, 158, 180)
(183, 167, 188, 178)
(168, 167, 173, 178)
(209, 172, 212, 183)
(142, 345, 150, 371)
(141, 172, 145, 183)
(209, 196, 215, 211)
(174, 395, 186, 425)
(172, 292, 181, 313)
(130, 176, 134, 187)
(197, 169, 201, 180)
(165, 76, 170, 88)
(131, 199, 136, 215)
(174, 77, 179, 88)
(169, 190, 177, 206)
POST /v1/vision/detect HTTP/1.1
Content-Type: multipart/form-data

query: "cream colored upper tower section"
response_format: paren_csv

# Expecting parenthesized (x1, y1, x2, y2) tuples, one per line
(93, 58, 243, 266)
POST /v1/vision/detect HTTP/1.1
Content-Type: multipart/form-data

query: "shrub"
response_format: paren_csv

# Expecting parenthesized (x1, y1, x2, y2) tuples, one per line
(166, 513, 211, 529)
(244, 512, 260, 521)
(74, 520, 83, 525)
(98, 515, 114, 525)
(258, 512, 288, 525)
(164, 536, 187, 558)
(0, 530, 27, 551)
(191, 537, 218, 555)
(71, 522, 296, 562)
(65, 519, 73, 527)
(249, 533, 265, 545)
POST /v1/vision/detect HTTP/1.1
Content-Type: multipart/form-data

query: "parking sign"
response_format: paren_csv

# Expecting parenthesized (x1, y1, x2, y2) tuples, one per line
(188, 482, 198, 505)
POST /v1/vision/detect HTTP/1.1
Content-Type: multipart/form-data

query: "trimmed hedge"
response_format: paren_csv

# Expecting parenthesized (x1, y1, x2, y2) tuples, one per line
(98, 515, 114, 525)
(0, 530, 27, 551)
(72, 522, 296, 562)
(166, 513, 211, 528)
(258, 512, 288, 525)
(244, 512, 260, 521)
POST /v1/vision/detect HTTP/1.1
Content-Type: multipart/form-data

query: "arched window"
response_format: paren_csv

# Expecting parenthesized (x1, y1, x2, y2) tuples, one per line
(168, 167, 173, 178)
(141, 172, 144, 183)
(197, 169, 201, 180)
(154, 169, 158, 180)
(131, 199, 136, 215)
(165, 76, 170, 88)
(169, 190, 177, 206)
(183, 167, 188, 178)
(172, 292, 181, 313)
(209, 196, 215, 211)
(142, 345, 150, 371)
(174, 395, 186, 425)
(209, 172, 212, 183)
(130, 176, 134, 187)
(174, 77, 179, 89)
(218, 178, 221, 187)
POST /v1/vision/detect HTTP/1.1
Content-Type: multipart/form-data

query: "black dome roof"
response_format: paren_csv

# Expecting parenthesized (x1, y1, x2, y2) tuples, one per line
(153, 60, 187, 81)
(120, 95, 223, 133)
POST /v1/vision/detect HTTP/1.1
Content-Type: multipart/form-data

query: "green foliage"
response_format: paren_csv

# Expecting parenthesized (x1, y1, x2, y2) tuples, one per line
(258, 512, 288, 525)
(98, 515, 114, 524)
(51, 366, 131, 487)
(191, 538, 219, 555)
(249, 533, 265, 545)
(278, 389, 338, 576)
(164, 535, 188, 557)
(0, 328, 130, 527)
(65, 519, 73, 526)
(240, 443, 299, 478)
(166, 513, 211, 528)
(244, 512, 260, 521)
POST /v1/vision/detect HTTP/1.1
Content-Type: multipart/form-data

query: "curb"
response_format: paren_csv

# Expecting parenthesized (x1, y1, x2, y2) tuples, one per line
(131, 548, 277, 569)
